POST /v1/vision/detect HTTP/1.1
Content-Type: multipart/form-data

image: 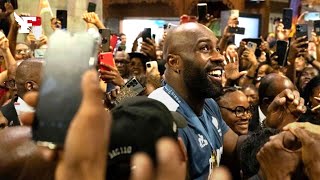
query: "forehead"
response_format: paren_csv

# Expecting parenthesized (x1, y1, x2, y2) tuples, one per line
(115, 52, 127, 60)
(227, 44, 237, 49)
(16, 44, 29, 49)
(243, 88, 257, 95)
(177, 23, 217, 43)
(224, 91, 248, 106)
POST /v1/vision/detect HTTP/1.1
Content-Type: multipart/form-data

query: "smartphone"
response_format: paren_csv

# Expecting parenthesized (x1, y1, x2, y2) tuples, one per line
(87, 2, 96, 12)
(305, 12, 320, 21)
(99, 52, 114, 71)
(34, 48, 46, 58)
(7, 0, 18, 9)
(168, 23, 178, 29)
(115, 77, 145, 104)
(56, 10, 67, 29)
(142, 28, 151, 42)
(314, 20, 320, 36)
(228, 26, 245, 34)
(247, 42, 257, 52)
(99, 28, 111, 52)
(276, 40, 288, 66)
(110, 34, 118, 51)
(296, 24, 308, 48)
(33, 31, 98, 148)
(146, 61, 158, 73)
(197, 3, 207, 22)
(282, 8, 293, 29)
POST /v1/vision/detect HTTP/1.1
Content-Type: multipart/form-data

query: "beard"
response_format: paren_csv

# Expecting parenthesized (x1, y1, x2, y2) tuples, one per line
(183, 59, 222, 99)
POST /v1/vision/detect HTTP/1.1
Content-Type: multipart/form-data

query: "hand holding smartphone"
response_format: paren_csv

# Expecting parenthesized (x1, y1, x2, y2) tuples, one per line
(99, 52, 115, 71)
(33, 30, 98, 148)
(142, 28, 151, 42)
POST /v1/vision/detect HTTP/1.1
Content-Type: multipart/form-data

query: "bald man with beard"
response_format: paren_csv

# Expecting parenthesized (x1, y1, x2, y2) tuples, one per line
(149, 22, 236, 179)
(1, 59, 43, 126)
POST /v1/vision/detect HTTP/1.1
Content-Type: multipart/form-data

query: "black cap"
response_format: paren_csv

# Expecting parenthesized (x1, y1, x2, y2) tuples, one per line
(128, 52, 149, 65)
(107, 96, 186, 180)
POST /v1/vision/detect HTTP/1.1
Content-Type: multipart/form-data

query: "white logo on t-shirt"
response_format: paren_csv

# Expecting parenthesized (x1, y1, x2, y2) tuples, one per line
(198, 134, 208, 148)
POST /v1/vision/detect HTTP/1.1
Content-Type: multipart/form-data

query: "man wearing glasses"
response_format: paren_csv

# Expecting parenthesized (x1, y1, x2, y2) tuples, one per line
(217, 87, 254, 135)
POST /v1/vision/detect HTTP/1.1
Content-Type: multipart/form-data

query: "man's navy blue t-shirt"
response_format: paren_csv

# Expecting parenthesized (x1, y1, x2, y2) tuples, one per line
(149, 86, 229, 180)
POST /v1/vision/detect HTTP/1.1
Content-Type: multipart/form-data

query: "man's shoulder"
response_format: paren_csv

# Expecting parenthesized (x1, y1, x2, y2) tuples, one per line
(148, 87, 179, 111)
(204, 98, 220, 114)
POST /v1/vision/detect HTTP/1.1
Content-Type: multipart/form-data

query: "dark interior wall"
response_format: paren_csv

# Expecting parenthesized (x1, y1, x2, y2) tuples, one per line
(107, 3, 178, 18)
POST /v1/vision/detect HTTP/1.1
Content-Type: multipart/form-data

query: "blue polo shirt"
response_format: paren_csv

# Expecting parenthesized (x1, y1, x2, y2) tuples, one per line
(149, 85, 229, 180)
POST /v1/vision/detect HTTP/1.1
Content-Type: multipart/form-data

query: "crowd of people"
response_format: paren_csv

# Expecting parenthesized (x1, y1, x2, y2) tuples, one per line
(0, 1, 320, 180)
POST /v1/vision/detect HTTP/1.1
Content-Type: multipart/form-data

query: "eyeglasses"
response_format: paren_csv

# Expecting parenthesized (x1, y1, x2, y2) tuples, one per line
(16, 49, 31, 55)
(219, 105, 254, 117)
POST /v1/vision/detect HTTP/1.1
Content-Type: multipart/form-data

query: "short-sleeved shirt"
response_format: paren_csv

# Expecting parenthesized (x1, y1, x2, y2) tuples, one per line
(149, 85, 229, 180)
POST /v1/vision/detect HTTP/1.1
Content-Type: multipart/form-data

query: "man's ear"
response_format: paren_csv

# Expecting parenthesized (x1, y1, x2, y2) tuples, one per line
(25, 82, 33, 91)
(25, 81, 38, 91)
(167, 54, 182, 71)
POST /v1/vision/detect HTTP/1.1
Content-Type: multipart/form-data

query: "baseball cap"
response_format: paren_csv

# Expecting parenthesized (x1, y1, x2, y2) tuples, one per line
(128, 52, 150, 65)
(107, 96, 187, 180)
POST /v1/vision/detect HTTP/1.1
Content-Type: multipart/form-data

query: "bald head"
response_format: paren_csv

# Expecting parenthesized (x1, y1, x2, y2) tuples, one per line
(16, 60, 44, 98)
(163, 23, 218, 61)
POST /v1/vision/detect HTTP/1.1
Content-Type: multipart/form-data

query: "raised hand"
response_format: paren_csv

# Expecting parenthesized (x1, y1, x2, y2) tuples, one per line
(0, 31, 9, 52)
(224, 51, 247, 80)
(266, 89, 306, 129)
(99, 63, 125, 87)
(140, 38, 156, 60)
(82, 12, 105, 29)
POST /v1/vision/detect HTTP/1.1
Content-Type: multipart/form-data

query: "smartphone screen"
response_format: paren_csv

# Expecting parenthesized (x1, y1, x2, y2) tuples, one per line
(99, 28, 111, 52)
(56, 10, 67, 29)
(282, 8, 293, 29)
(276, 40, 288, 66)
(142, 28, 151, 42)
(32, 31, 98, 148)
(197, 3, 207, 22)
(87, 2, 96, 12)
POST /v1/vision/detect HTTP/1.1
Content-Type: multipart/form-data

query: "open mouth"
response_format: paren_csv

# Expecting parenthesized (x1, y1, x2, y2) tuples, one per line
(207, 68, 223, 83)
